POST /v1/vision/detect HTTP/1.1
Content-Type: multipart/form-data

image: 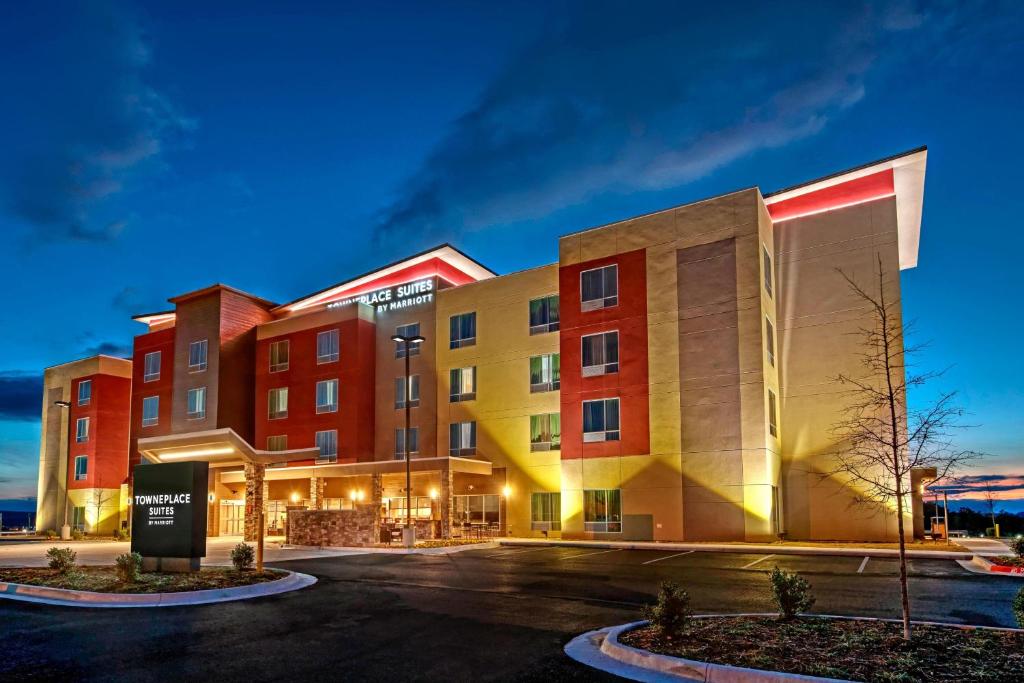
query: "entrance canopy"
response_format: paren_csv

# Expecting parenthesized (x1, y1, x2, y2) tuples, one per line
(138, 428, 319, 467)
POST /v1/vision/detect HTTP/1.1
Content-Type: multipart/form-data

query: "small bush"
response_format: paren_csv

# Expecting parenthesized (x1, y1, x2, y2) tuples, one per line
(231, 543, 255, 571)
(46, 547, 77, 574)
(43, 529, 57, 539)
(769, 566, 815, 619)
(642, 580, 692, 640)
(115, 552, 143, 583)
(1009, 537, 1024, 558)
(1014, 588, 1024, 629)
(71, 528, 84, 541)
(116, 529, 130, 541)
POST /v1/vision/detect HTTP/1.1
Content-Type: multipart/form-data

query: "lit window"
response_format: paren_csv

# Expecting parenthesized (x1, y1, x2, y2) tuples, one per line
(270, 340, 290, 372)
(584, 489, 621, 532)
(449, 421, 477, 457)
(74, 455, 88, 481)
(449, 367, 476, 402)
(529, 295, 560, 334)
(189, 340, 208, 372)
(395, 427, 419, 458)
(143, 351, 161, 382)
(267, 435, 287, 452)
(530, 413, 561, 452)
(187, 387, 207, 420)
(581, 331, 619, 376)
(449, 312, 476, 349)
(765, 317, 775, 368)
(317, 329, 339, 364)
(269, 388, 288, 419)
(531, 492, 561, 531)
(395, 323, 421, 358)
(76, 417, 89, 443)
(141, 396, 159, 427)
(394, 375, 420, 409)
(315, 429, 338, 463)
(583, 398, 620, 442)
(580, 264, 618, 311)
(763, 246, 773, 297)
(77, 380, 92, 406)
(316, 379, 338, 413)
(768, 389, 778, 438)
(529, 354, 560, 392)
(72, 505, 86, 531)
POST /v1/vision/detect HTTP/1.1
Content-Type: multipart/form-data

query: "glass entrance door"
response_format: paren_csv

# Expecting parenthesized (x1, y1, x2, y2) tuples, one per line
(219, 500, 244, 536)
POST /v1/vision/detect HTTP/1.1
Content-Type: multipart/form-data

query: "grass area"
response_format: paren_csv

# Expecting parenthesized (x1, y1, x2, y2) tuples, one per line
(414, 539, 490, 549)
(0, 566, 285, 594)
(621, 617, 1023, 682)
(683, 539, 971, 553)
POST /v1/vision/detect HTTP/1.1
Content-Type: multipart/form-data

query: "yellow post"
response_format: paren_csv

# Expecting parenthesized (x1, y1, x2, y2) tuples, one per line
(257, 509, 265, 573)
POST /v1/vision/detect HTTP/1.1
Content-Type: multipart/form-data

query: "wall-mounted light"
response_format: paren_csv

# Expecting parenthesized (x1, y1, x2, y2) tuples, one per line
(290, 492, 300, 504)
(429, 488, 438, 500)
(208, 493, 216, 503)
(502, 485, 512, 499)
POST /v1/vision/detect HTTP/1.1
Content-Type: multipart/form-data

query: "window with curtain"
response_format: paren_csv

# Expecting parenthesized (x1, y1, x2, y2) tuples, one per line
(142, 396, 159, 426)
(143, 351, 161, 382)
(76, 417, 89, 443)
(77, 379, 92, 406)
(270, 340, 290, 372)
(394, 375, 420, 408)
(763, 246, 773, 297)
(449, 367, 476, 402)
(316, 379, 338, 413)
(765, 317, 775, 367)
(529, 294, 560, 334)
(394, 427, 419, 458)
(269, 387, 288, 419)
(187, 387, 207, 419)
(531, 492, 561, 530)
(267, 435, 287, 451)
(449, 312, 476, 349)
(581, 331, 619, 376)
(583, 398, 620, 442)
(188, 339, 208, 371)
(529, 354, 560, 392)
(768, 390, 778, 438)
(449, 421, 477, 456)
(317, 329, 339, 363)
(74, 455, 88, 481)
(315, 429, 338, 462)
(529, 413, 561, 451)
(584, 489, 621, 532)
(580, 264, 618, 310)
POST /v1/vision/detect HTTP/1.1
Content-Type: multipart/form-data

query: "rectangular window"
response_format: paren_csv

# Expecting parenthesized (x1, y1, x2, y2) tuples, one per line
(768, 389, 778, 438)
(581, 331, 619, 376)
(580, 264, 618, 310)
(317, 329, 339, 364)
(449, 312, 477, 349)
(76, 417, 89, 443)
(531, 492, 562, 531)
(268, 387, 288, 420)
(395, 323, 421, 358)
(266, 435, 287, 452)
(763, 246, 773, 297)
(394, 427, 419, 458)
(270, 340, 289, 372)
(449, 367, 477, 402)
(453, 494, 500, 525)
(529, 354, 560, 392)
(584, 489, 622, 532)
(449, 421, 477, 456)
(765, 317, 775, 368)
(77, 379, 92, 406)
(394, 375, 420, 409)
(187, 387, 207, 420)
(529, 294, 560, 334)
(74, 455, 88, 481)
(315, 429, 338, 463)
(188, 339, 208, 372)
(143, 351, 161, 382)
(316, 379, 339, 413)
(530, 413, 561, 452)
(72, 505, 86, 531)
(141, 396, 159, 427)
(583, 398, 620, 442)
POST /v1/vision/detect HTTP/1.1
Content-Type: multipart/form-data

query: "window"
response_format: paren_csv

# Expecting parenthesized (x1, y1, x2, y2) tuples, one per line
(315, 429, 338, 463)
(453, 494, 500, 525)
(583, 398, 620, 442)
(389, 496, 433, 520)
(449, 312, 476, 349)
(270, 340, 289, 372)
(449, 421, 477, 456)
(267, 435, 288, 452)
(449, 367, 476, 402)
(142, 396, 159, 427)
(143, 351, 161, 382)
(530, 413, 561, 451)
(768, 389, 778, 438)
(188, 340, 208, 372)
(317, 329, 339, 364)
(529, 295, 560, 334)
(763, 246, 773, 297)
(529, 354, 560, 392)
(269, 387, 288, 419)
(72, 505, 86, 531)
(584, 489, 621, 532)
(394, 375, 420, 409)
(394, 427, 419, 458)
(765, 317, 775, 368)
(580, 264, 618, 310)
(77, 379, 92, 406)
(531, 492, 561, 531)
(74, 455, 88, 481)
(395, 323, 421, 358)
(76, 417, 89, 443)
(316, 379, 339, 414)
(581, 331, 619, 376)
(187, 387, 207, 420)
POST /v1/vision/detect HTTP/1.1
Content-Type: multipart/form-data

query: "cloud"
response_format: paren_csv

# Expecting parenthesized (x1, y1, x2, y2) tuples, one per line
(930, 474, 1024, 498)
(0, 372, 43, 421)
(82, 341, 133, 358)
(0, 3, 194, 244)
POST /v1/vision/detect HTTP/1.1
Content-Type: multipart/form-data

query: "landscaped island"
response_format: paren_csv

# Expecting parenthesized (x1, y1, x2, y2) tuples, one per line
(0, 565, 284, 594)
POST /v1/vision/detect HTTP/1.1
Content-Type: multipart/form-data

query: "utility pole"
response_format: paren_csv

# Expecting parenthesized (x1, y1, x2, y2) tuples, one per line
(53, 400, 74, 540)
(390, 332, 425, 548)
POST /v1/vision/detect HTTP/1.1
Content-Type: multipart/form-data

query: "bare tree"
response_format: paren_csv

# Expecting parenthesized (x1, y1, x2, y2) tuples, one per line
(88, 489, 113, 535)
(983, 484, 998, 534)
(830, 255, 978, 640)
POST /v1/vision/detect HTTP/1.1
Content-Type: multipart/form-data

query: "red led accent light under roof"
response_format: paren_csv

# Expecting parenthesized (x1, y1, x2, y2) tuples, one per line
(767, 169, 895, 222)
(314, 258, 475, 306)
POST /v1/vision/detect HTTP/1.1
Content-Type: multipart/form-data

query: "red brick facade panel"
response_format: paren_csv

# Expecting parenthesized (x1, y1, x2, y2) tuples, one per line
(69, 373, 131, 490)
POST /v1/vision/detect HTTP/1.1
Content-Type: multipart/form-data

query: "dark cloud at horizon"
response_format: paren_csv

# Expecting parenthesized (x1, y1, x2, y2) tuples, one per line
(0, 372, 43, 421)
(930, 473, 1024, 497)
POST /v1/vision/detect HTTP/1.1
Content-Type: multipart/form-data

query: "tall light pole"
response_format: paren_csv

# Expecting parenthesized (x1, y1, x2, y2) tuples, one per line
(390, 332, 424, 548)
(53, 400, 73, 540)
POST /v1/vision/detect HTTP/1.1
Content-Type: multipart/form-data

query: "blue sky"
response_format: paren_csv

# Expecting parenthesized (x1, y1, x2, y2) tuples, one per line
(1, 1, 1022, 511)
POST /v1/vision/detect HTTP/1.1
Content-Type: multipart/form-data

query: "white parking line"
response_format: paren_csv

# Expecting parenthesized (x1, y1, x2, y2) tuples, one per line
(741, 554, 775, 569)
(485, 547, 550, 559)
(564, 548, 623, 560)
(642, 550, 695, 565)
(857, 556, 870, 573)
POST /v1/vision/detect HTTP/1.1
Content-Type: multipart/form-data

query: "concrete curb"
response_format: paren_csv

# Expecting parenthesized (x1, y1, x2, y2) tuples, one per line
(964, 555, 1024, 576)
(281, 541, 498, 555)
(0, 569, 316, 608)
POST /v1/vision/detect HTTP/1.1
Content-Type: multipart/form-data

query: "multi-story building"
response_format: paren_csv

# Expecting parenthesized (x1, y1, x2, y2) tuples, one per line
(35, 147, 930, 542)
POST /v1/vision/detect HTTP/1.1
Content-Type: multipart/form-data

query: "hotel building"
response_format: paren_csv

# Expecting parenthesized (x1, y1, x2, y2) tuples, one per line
(35, 147, 929, 543)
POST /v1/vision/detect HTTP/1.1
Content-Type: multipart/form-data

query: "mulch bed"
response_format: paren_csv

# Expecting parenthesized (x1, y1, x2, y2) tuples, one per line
(620, 616, 1024, 682)
(990, 556, 1024, 568)
(414, 539, 490, 549)
(0, 566, 284, 594)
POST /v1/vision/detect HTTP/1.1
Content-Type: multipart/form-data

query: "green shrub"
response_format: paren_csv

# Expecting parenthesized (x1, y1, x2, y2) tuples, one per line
(71, 528, 84, 541)
(116, 529, 130, 541)
(43, 529, 57, 539)
(115, 552, 143, 583)
(46, 547, 77, 574)
(1009, 537, 1024, 558)
(231, 543, 255, 571)
(769, 566, 815, 619)
(642, 580, 692, 640)
(1014, 587, 1024, 629)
